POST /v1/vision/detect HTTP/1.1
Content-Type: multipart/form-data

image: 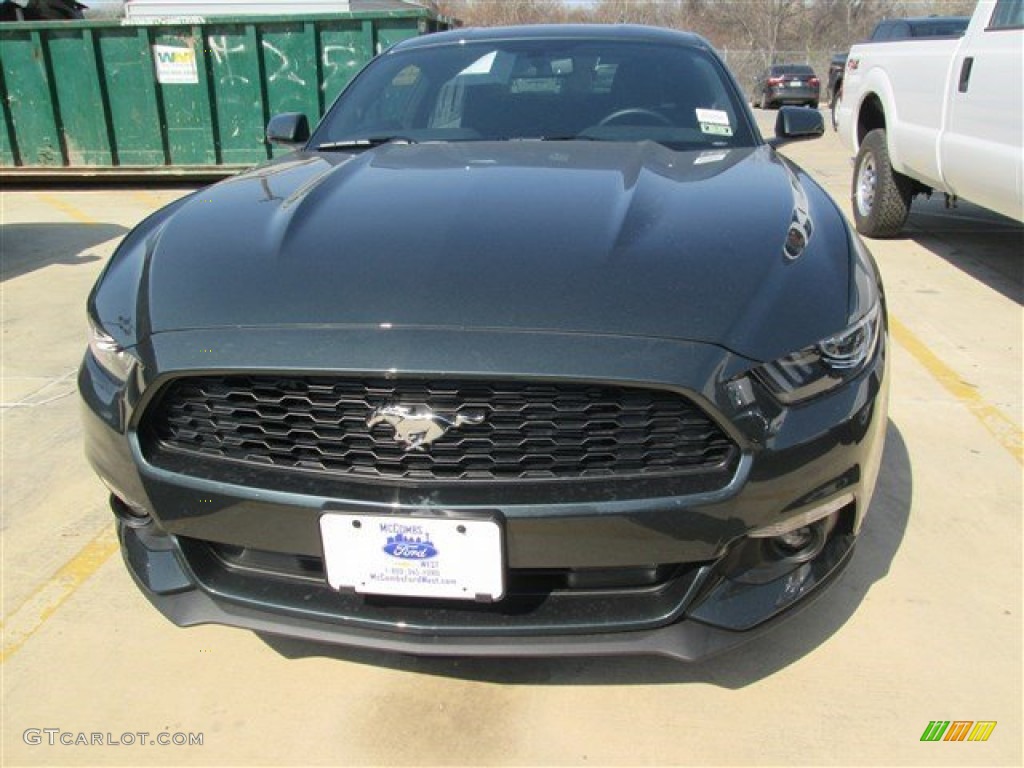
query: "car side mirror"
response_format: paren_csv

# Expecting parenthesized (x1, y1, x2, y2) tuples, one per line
(266, 113, 310, 146)
(773, 107, 825, 143)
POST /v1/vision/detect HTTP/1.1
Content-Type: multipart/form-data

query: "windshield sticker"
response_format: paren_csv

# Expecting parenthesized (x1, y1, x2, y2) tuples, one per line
(459, 50, 498, 76)
(700, 123, 733, 137)
(511, 77, 562, 94)
(152, 45, 198, 85)
(695, 150, 730, 165)
(696, 108, 731, 126)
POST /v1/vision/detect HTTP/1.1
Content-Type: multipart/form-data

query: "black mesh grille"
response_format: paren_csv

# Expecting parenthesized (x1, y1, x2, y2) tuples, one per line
(143, 376, 737, 482)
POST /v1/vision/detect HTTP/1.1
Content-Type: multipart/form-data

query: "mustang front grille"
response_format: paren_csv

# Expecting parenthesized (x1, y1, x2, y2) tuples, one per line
(142, 375, 737, 482)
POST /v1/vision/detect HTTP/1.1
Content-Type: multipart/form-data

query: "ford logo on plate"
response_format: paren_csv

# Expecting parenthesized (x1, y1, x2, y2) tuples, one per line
(384, 533, 438, 560)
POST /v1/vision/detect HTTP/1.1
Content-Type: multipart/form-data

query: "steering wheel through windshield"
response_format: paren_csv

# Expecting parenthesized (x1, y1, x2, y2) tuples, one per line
(597, 108, 673, 127)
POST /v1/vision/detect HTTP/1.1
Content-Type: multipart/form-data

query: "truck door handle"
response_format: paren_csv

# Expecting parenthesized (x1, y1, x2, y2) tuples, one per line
(958, 57, 974, 93)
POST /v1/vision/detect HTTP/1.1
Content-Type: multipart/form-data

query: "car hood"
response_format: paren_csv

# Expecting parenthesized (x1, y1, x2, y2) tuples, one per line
(135, 141, 852, 362)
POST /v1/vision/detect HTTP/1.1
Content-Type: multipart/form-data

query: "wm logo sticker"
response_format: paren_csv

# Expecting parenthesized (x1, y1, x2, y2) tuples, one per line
(921, 721, 997, 742)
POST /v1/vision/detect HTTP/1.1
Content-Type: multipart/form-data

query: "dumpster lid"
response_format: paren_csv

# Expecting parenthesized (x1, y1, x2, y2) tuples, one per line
(124, 0, 431, 20)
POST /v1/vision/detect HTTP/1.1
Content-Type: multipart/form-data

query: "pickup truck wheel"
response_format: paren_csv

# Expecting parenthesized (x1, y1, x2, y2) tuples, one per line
(852, 128, 912, 238)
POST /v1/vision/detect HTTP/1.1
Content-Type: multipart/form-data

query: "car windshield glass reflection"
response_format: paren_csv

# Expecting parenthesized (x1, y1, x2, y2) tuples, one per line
(312, 40, 756, 151)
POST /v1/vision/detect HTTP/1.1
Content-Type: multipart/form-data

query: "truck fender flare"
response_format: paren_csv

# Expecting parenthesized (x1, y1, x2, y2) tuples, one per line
(851, 69, 902, 171)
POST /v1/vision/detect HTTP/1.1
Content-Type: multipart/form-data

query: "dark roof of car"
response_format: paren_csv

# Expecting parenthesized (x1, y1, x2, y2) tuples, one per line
(873, 15, 970, 35)
(892, 15, 970, 24)
(392, 24, 710, 51)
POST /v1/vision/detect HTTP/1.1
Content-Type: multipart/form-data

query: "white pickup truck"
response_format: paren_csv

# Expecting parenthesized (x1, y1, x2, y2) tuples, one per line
(837, 0, 1023, 237)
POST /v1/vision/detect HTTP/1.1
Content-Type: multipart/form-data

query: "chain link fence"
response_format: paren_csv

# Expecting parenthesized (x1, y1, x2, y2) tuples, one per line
(718, 50, 837, 103)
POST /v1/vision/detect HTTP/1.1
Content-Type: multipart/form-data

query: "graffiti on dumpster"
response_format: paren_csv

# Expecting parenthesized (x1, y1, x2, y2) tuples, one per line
(205, 36, 307, 88)
(207, 35, 249, 85)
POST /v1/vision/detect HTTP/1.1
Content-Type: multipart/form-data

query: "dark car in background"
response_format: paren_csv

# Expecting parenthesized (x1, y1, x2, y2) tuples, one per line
(828, 15, 969, 129)
(752, 64, 820, 109)
(827, 53, 847, 108)
(81, 24, 888, 662)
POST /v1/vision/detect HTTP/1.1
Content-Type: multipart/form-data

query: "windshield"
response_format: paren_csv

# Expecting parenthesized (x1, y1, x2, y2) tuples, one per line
(909, 19, 968, 37)
(311, 38, 756, 151)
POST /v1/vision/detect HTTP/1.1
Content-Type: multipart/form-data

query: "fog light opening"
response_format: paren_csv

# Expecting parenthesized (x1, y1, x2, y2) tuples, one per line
(109, 494, 152, 528)
(778, 526, 814, 551)
(769, 518, 828, 563)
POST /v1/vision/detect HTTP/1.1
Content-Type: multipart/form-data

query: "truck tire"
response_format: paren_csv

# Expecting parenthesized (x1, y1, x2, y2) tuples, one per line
(852, 128, 912, 238)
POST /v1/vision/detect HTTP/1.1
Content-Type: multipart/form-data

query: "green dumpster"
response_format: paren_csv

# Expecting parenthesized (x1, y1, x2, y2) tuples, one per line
(0, 9, 454, 179)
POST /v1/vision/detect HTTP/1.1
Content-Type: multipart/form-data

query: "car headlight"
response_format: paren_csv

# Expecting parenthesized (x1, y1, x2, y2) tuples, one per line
(754, 303, 882, 404)
(87, 315, 137, 382)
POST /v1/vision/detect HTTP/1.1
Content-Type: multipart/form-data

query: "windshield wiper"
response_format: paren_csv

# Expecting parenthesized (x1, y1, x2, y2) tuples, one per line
(533, 135, 601, 142)
(316, 136, 417, 150)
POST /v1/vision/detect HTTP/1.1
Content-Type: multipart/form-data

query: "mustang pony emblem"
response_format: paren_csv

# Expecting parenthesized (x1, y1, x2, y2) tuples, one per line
(367, 404, 485, 451)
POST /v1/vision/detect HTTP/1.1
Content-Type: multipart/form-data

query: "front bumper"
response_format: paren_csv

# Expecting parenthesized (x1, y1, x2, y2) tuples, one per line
(82, 325, 888, 660)
(118, 512, 856, 661)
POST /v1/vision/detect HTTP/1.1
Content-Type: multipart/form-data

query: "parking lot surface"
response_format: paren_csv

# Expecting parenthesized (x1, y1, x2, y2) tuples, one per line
(1, 111, 1021, 765)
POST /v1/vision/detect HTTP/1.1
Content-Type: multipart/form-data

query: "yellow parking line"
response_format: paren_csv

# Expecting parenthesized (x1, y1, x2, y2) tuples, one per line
(890, 315, 1022, 464)
(0, 526, 119, 663)
(34, 192, 97, 225)
(131, 190, 164, 208)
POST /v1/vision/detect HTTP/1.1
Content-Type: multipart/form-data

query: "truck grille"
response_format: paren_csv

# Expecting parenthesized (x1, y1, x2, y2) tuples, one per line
(143, 375, 737, 482)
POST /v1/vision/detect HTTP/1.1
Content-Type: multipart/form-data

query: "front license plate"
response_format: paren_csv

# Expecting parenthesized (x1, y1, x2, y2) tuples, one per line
(319, 513, 504, 602)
